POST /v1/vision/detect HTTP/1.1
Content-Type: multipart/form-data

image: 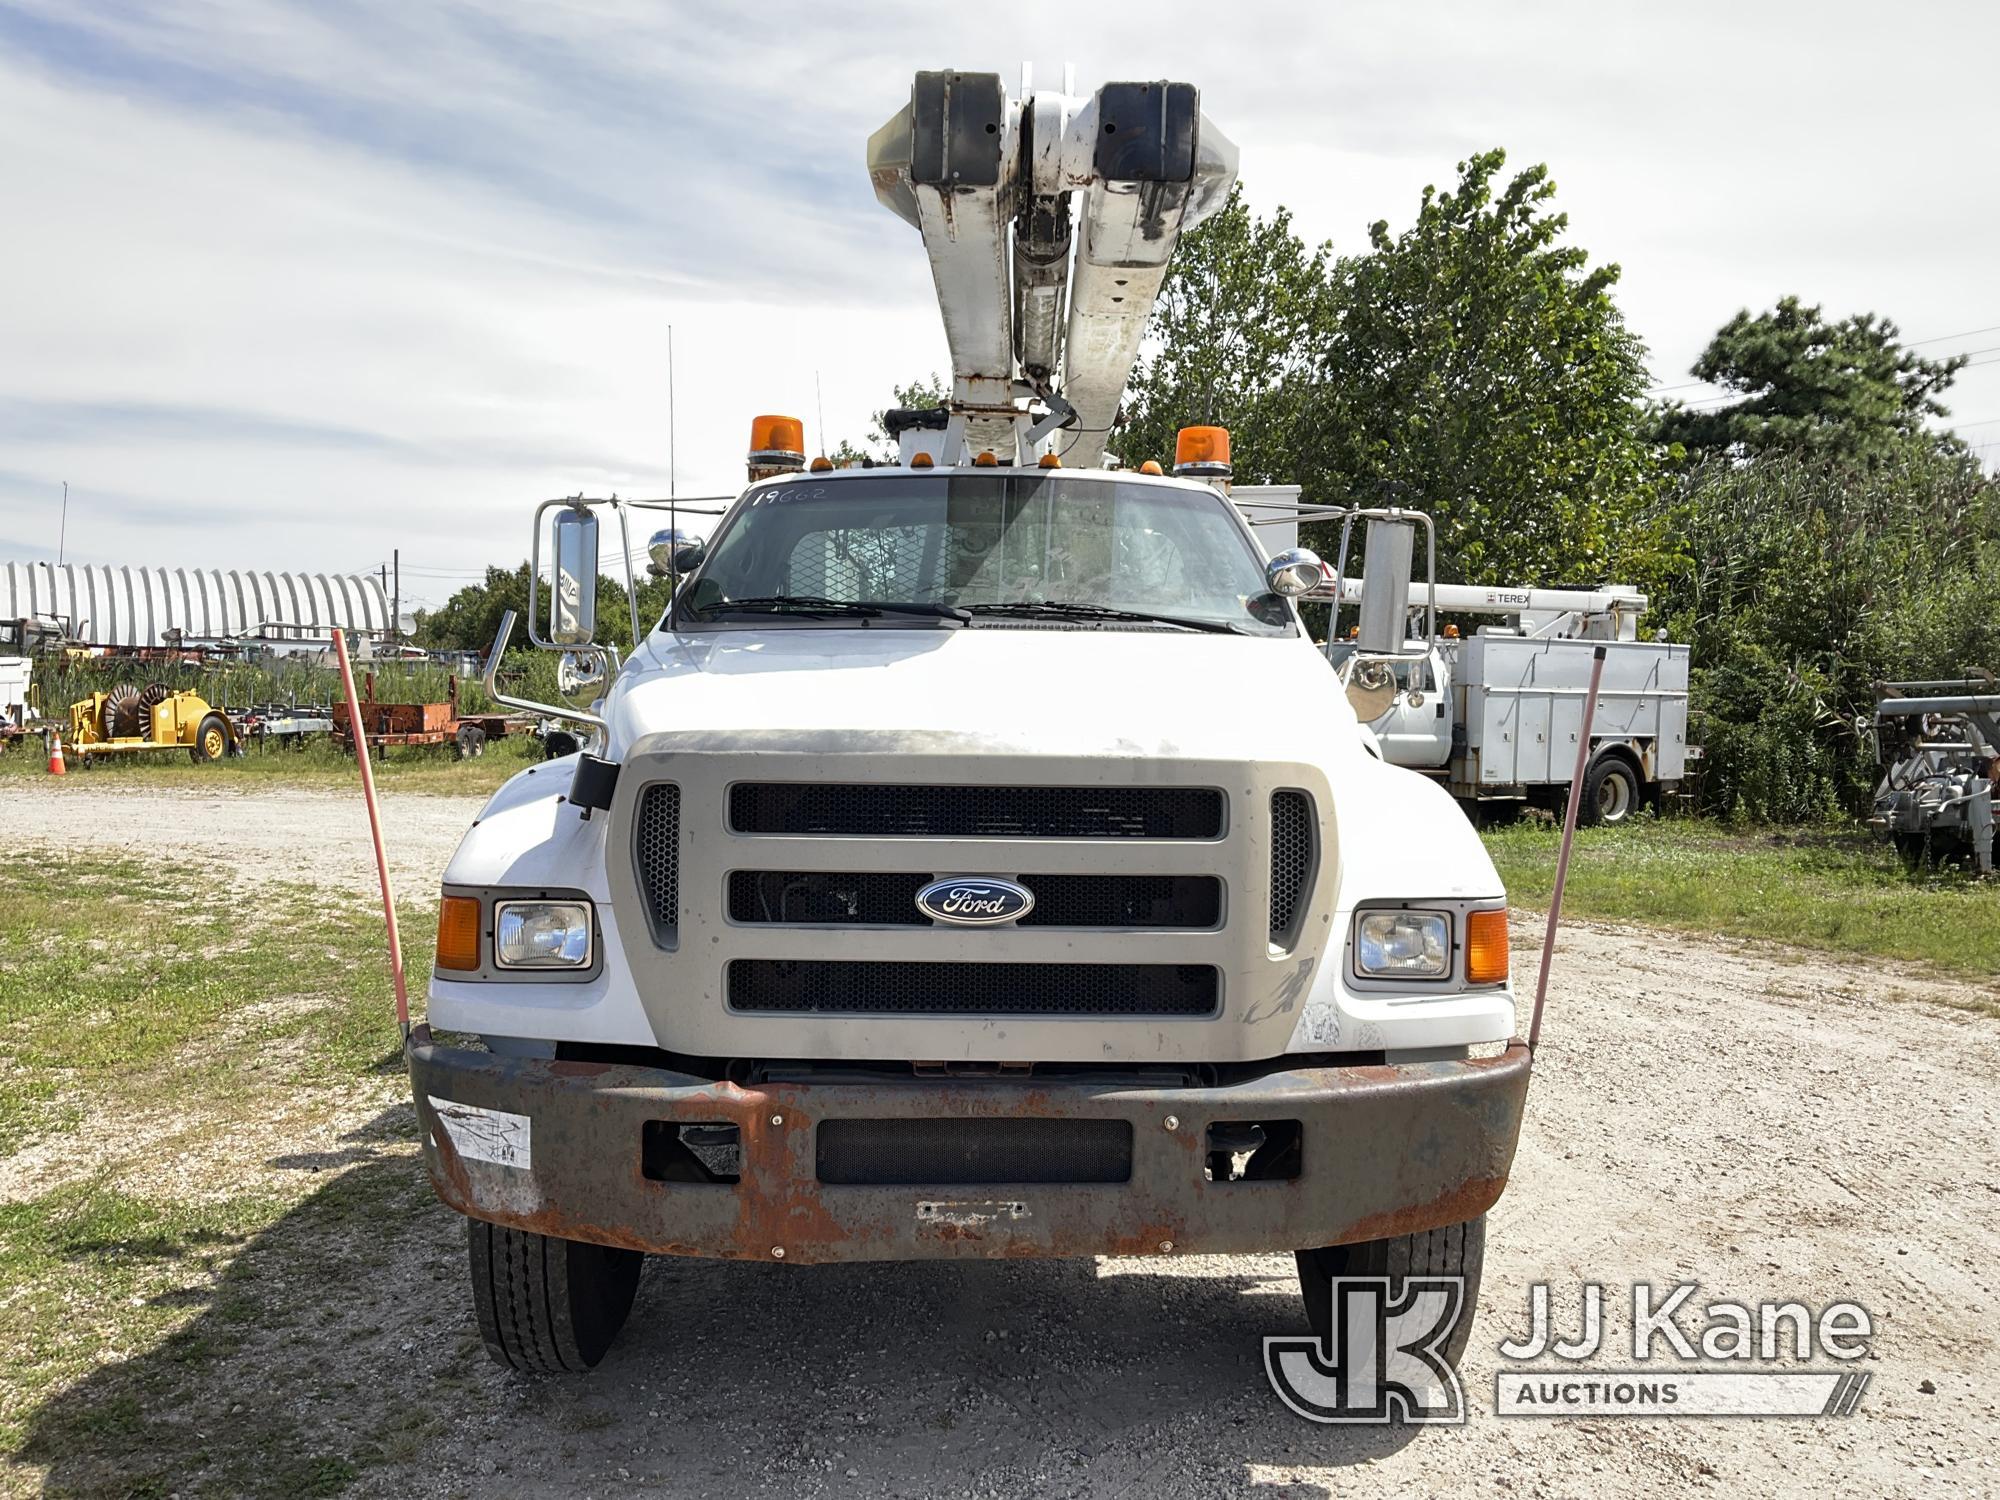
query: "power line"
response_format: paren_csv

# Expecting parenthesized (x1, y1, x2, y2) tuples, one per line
(1907, 322, 2000, 348)
(1647, 322, 2000, 394)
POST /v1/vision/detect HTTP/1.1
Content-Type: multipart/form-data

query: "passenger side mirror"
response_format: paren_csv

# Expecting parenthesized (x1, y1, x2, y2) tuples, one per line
(1356, 517, 1415, 655)
(550, 506, 599, 646)
(1265, 547, 1324, 598)
(646, 529, 705, 579)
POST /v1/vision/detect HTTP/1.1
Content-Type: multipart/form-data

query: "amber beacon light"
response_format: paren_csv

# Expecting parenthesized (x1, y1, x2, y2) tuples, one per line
(748, 414, 807, 469)
(1174, 425, 1232, 479)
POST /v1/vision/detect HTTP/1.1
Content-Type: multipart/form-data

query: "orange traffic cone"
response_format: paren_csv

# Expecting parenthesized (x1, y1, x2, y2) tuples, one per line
(47, 734, 66, 776)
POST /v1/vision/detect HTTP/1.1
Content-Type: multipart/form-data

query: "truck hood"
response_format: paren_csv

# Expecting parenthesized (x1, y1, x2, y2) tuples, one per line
(608, 626, 1359, 763)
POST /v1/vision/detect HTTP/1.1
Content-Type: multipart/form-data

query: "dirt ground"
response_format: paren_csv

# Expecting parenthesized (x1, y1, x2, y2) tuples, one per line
(8, 782, 2000, 1498)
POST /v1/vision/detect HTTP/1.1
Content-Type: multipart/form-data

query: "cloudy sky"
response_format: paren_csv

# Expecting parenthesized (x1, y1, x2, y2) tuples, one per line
(4, 1, 1997, 609)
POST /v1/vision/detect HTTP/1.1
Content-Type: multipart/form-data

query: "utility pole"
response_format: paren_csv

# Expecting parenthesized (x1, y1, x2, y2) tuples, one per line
(392, 548, 401, 648)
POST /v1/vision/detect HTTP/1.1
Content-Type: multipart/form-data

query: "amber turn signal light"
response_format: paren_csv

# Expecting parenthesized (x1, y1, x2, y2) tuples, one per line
(1465, 907, 1509, 985)
(436, 894, 481, 972)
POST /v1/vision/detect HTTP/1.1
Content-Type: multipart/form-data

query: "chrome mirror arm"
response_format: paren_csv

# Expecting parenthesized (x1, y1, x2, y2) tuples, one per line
(483, 609, 607, 731)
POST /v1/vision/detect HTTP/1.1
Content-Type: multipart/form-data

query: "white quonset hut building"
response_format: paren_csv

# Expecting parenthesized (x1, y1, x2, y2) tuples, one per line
(2, 560, 394, 649)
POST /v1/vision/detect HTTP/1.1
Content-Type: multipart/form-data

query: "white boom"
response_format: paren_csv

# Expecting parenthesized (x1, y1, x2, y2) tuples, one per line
(868, 69, 1237, 465)
(1323, 579, 1650, 641)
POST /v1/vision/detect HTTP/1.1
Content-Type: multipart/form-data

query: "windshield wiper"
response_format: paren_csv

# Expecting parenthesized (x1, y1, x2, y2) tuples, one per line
(691, 595, 969, 622)
(960, 600, 1244, 634)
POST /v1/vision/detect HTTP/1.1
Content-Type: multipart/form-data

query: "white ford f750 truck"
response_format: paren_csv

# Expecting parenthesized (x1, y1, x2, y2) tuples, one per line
(407, 69, 1531, 1374)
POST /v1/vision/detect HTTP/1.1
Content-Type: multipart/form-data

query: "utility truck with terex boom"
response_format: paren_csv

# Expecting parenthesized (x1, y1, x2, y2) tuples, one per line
(408, 70, 1533, 1375)
(1320, 577, 1691, 825)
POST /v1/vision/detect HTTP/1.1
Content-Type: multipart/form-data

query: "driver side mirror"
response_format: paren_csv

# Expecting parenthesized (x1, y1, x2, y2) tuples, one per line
(550, 506, 599, 646)
(646, 528, 705, 578)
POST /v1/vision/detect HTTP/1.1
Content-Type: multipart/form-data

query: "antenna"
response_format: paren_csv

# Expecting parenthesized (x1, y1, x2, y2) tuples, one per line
(57, 481, 68, 567)
(815, 370, 827, 458)
(667, 324, 677, 501)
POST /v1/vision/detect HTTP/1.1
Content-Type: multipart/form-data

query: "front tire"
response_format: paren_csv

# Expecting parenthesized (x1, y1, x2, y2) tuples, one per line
(1295, 1215, 1486, 1368)
(468, 1220, 643, 1373)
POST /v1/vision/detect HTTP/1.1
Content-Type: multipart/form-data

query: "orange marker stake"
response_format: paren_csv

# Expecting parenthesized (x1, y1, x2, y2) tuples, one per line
(333, 628, 410, 1036)
(1528, 645, 1607, 1053)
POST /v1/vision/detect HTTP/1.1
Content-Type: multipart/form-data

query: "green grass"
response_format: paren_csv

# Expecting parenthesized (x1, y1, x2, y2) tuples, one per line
(0, 727, 541, 797)
(0, 859, 420, 1154)
(1483, 818, 2000, 983)
(0, 852, 432, 1494)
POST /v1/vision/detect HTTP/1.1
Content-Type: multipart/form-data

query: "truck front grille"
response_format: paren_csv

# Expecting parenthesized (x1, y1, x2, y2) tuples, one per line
(635, 783, 681, 942)
(1269, 790, 1314, 942)
(728, 871, 1222, 929)
(729, 783, 1224, 839)
(816, 1117, 1133, 1185)
(727, 959, 1220, 1017)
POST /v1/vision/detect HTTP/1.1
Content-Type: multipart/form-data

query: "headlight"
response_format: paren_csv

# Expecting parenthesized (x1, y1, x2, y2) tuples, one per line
(494, 900, 594, 968)
(1355, 910, 1449, 978)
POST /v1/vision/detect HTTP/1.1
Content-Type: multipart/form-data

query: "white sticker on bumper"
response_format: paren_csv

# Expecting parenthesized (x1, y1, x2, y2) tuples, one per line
(427, 1096, 532, 1170)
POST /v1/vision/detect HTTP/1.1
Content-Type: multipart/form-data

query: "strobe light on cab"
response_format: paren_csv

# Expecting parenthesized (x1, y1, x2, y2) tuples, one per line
(747, 414, 807, 481)
(1174, 425, 1232, 482)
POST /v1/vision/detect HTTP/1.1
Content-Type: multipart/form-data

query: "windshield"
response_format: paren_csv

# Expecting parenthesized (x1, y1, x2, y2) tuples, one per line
(674, 474, 1292, 636)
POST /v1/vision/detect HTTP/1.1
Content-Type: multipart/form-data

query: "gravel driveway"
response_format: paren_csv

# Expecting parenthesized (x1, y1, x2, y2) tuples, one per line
(7, 780, 1997, 1498)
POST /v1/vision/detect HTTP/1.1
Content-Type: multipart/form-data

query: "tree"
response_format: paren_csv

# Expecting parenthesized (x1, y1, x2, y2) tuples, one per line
(418, 564, 530, 653)
(1302, 151, 1658, 584)
(1116, 188, 1335, 480)
(1119, 156, 1661, 585)
(820, 375, 949, 463)
(1654, 297, 1968, 465)
(418, 562, 670, 654)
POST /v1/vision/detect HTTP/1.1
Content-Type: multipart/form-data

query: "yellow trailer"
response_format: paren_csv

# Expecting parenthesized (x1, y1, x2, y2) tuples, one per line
(67, 685, 239, 765)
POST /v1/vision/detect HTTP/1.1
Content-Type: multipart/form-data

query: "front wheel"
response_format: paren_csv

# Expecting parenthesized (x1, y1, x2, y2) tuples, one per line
(1295, 1215, 1486, 1369)
(468, 1220, 643, 1373)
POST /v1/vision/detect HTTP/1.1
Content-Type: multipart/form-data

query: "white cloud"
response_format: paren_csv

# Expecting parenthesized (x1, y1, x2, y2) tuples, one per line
(3, 0, 1997, 604)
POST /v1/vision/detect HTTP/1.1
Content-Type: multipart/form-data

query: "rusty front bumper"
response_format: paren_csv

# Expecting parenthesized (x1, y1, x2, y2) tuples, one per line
(407, 1026, 1531, 1264)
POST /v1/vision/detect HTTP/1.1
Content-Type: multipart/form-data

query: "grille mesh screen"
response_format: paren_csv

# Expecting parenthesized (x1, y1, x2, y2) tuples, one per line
(728, 960, 1219, 1017)
(635, 784, 681, 940)
(729, 783, 1223, 839)
(1269, 790, 1314, 941)
(817, 1117, 1133, 1186)
(728, 871, 1221, 928)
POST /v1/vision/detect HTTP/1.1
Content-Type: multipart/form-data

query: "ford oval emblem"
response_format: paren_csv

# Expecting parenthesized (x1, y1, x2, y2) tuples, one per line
(916, 877, 1035, 926)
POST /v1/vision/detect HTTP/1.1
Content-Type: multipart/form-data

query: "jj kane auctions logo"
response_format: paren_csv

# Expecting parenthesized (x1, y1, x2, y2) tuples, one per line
(1267, 1280, 1876, 1423)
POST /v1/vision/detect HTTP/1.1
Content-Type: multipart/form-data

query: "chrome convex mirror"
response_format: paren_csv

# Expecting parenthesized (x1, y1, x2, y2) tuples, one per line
(556, 648, 611, 712)
(1266, 547, 1324, 597)
(550, 505, 599, 645)
(646, 527, 705, 578)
